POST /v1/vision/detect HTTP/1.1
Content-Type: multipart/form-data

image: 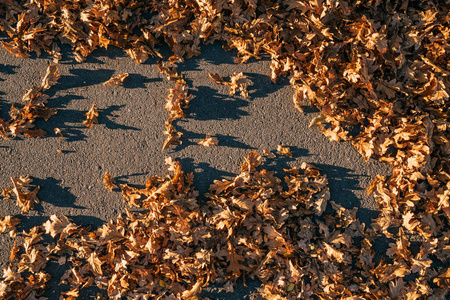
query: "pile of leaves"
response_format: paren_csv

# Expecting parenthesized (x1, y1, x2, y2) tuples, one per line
(1, 152, 448, 299)
(1, 0, 447, 239)
(0, 64, 60, 138)
(1, 0, 449, 298)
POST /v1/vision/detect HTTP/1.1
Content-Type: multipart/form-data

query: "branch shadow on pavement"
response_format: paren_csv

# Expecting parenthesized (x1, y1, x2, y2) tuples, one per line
(99, 105, 141, 131)
(124, 73, 162, 89)
(261, 155, 377, 226)
(33, 94, 88, 142)
(0, 64, 17, 74)
(114, 172, 150, 187)
(32, 177, 84, 210)
(188, 86, 250, 121)
(176, 42, 237, 71)
(55, 68, 116, 91)
(177, 157, 236, 197)
(171, 127, 256, 152)
(61, 44, 128, 65)
(313, 163, 373, 222)
(36, 102, 141, 142)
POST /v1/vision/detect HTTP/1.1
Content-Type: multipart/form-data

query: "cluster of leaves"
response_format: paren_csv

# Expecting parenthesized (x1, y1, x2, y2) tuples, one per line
(1, 0, 449, 298)
(157, 60, 194, 150)
(0, 64, 60, 138)
(1, 175, 40, 214)
(2, 0, 447, 235)
(1, 152, 449, 299)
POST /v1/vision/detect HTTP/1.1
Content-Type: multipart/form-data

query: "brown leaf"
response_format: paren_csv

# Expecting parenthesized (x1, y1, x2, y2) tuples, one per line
(43, 215, 78, 239)
(83, 104, 99, 127)
(103, 73, 129, 86)
(10, 176, 40, 213)
(433, 268, 450, 289)
(209, 72, 251, 98)
(41, 64, 60, 90)
(103, 172, 116, 190)
(277, 143, 293, 157)
(87, 252, 103, 276)
(198, 134, 218, 147)
(0, 216, 21, 234)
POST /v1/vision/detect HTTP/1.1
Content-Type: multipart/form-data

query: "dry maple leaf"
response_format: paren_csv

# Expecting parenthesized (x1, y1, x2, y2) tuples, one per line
(83, 104, 99, 127)
(87, 252, 103, 276)
(312, 187, 330, 216)
(229, 72, 251, 99)
(225, 241, 246, 277)
(9, 176, 40, 213)
(433, 268, 450, 289)
(262, 148, 276, 158)
(240, 150, 262, 173)
(277, 143, 293, 157)
(103, 73, 129, 86)
(103, 172, 116, 190)
(41, 64, 61, 90)
(43, 215, 79, 239)
(198, 134, 218, 147)
(23, 129, 47, 138)
(162, 120, 183, 150)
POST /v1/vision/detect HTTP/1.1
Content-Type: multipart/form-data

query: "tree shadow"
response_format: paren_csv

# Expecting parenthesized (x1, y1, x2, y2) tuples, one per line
(245, 72, 288, 99)
(114, 172, 150, 186)
(14, 215, 50, 233)
(175, 42, 237, 71)
(188, 86, 249, 121)
(33, 94, 88, 142)
(54, 68, 116, 92)
(99, 105, 141, 131)
(358, 207, 380, 228)
(178, 157, 236, 196)
(260, 154, 376, 225)
(35, 102, 141, 142)
(301, 105, 321, 115)
(313, 163, 379, 226)
(70, 215, 106, 230)
(57, 44, 127, 65)
(168, 126, 256, 153)
(32, 177, 84, 210)
(314, 164, 364, 202)
(0, 92, 8, 119)
(124, 73, 162, 89)
(257, 146, 310, 190)
(0, 64, 17, 74)
(175, 41, 286, 91)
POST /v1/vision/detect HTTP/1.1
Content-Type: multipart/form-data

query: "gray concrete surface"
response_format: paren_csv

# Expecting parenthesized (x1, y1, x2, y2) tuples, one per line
(0, 42, 391, 298)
